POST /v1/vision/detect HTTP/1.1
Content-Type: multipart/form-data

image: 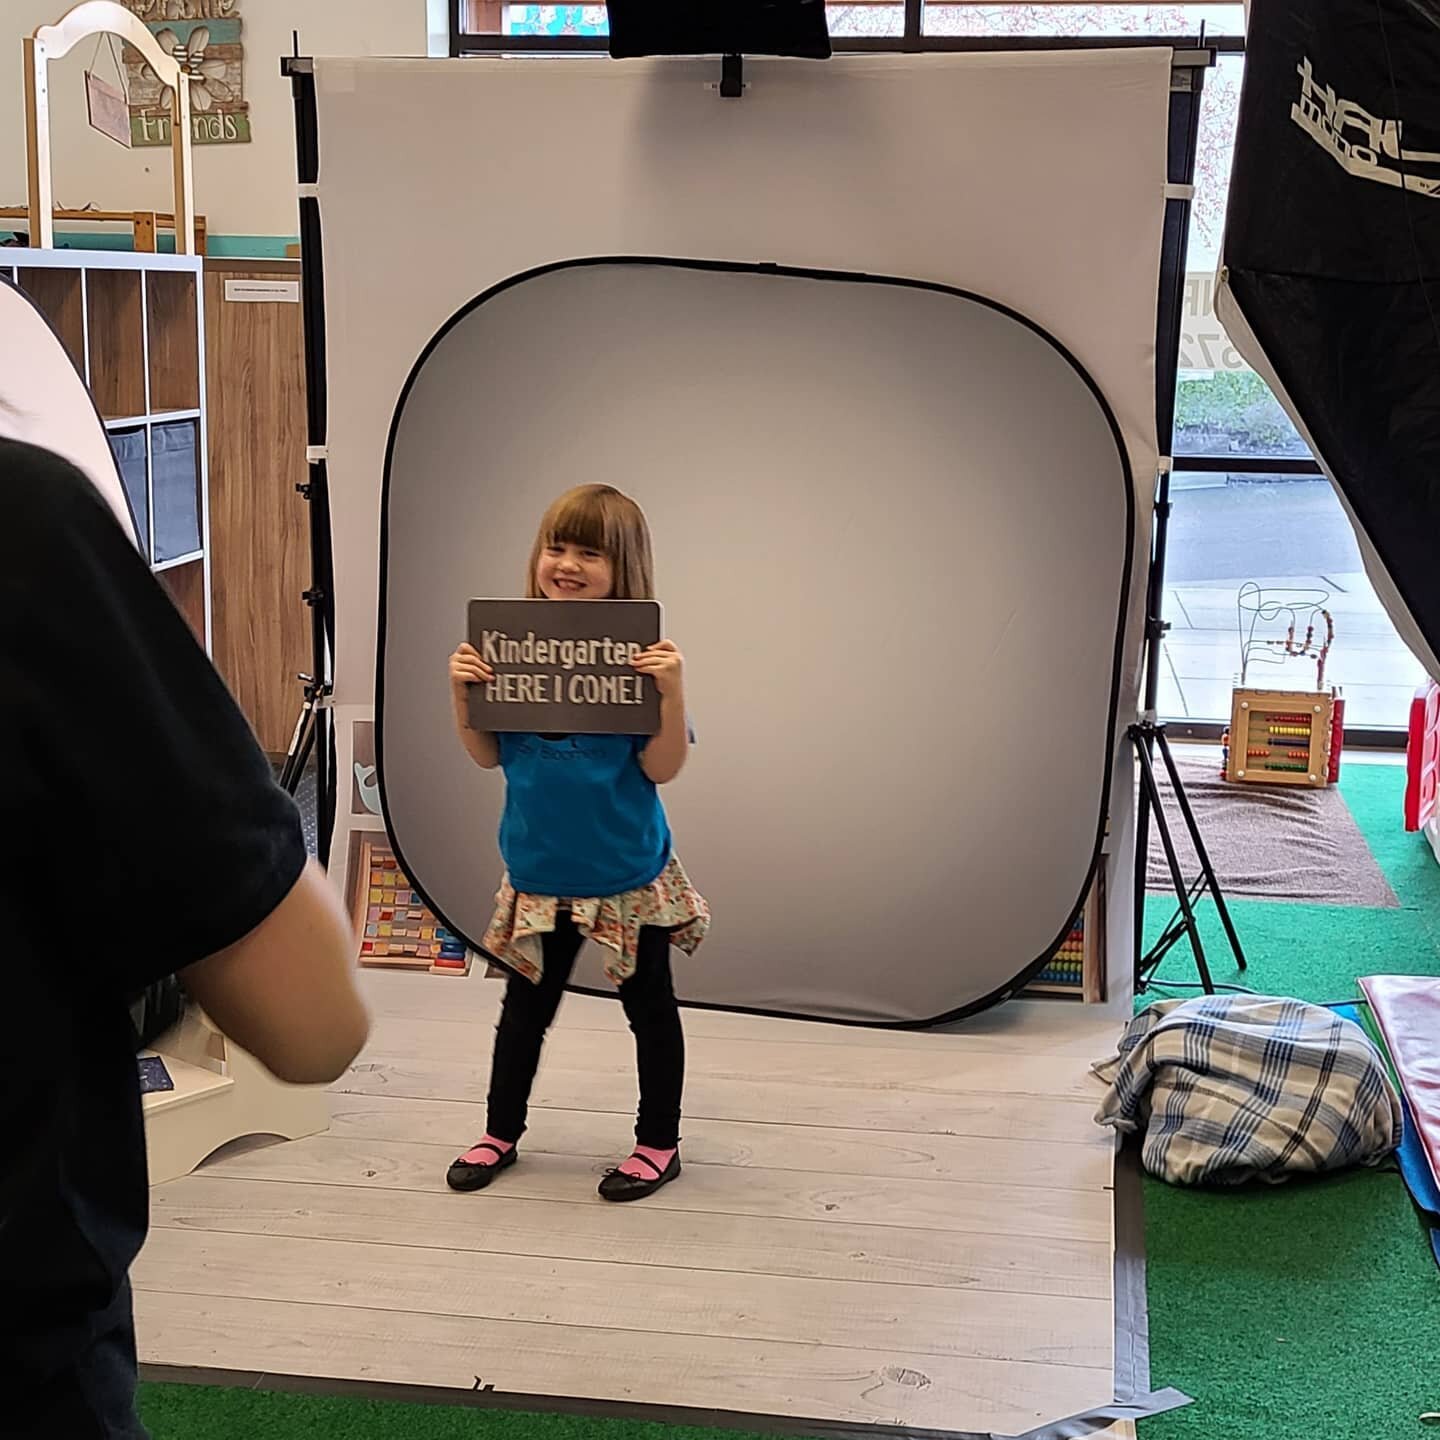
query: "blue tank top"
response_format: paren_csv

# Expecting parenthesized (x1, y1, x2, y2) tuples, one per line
(496, 732, 672, 898)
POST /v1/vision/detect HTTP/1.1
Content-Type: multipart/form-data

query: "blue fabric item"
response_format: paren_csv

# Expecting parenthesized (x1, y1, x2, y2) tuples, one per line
(497, 731, 670, 898)
(1335, 1003, 1440, 1271)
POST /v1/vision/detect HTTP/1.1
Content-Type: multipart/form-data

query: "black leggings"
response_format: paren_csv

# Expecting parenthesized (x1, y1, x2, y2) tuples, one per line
(486, 915, 685, 1149)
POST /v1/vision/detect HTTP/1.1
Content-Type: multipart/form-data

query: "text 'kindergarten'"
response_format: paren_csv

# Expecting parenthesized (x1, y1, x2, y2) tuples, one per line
(479, 628, 648, 707)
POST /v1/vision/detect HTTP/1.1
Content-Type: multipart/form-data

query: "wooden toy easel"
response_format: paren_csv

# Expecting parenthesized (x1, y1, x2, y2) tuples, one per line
(23, 1, 196, 254)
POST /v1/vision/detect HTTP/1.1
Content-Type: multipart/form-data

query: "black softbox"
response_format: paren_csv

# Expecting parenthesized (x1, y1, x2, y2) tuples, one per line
(1216, 0, 1440, 679)
(606, 1, 832, 59)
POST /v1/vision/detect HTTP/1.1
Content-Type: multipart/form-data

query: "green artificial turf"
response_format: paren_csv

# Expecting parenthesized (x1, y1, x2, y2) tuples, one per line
(134, 763, 1440, 1439)
(137, 1385, 777, 1440)
(1138, 761, 1440, 1440)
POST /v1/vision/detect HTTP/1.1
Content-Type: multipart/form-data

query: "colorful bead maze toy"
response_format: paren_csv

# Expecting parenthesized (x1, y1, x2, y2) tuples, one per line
(1225, 584, 1344, 788)
(351, 836, 470, 975)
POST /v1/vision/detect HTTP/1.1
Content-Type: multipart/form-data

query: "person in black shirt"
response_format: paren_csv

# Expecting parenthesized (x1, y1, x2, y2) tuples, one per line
(1, 437, 370, 1438)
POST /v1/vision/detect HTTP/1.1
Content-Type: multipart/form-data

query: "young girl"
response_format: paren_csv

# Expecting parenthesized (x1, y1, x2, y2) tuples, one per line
(445, 484, 708, 1202)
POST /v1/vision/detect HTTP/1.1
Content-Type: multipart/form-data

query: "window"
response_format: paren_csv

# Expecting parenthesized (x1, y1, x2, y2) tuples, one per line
(452, 2, 1248, 44)
(452, 4, 907, 41)
(445, 7, 1424, 733)
(922, 4, 1243, 38)
(1158, 56, 1426, 731)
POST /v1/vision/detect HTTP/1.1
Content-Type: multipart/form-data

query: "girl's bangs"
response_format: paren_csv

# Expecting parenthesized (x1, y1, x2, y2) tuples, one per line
(542, 490, 618, 554)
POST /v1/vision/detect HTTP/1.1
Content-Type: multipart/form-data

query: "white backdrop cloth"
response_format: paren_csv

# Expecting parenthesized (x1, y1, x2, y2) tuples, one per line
(312, 51, 1170, 1020)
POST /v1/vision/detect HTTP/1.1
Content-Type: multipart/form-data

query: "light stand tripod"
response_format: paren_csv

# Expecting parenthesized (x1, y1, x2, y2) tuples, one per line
(1130, 463, 1247, 994)
(1129, 35, 1247, 997)
(278, 45, 336, 868)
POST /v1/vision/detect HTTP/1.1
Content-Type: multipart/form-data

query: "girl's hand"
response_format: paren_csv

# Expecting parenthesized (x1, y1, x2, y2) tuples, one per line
(632, 639, 684, 700)
(449, 642, 494, 698)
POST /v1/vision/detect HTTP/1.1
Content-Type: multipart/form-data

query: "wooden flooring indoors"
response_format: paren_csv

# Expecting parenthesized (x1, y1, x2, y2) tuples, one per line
(134, 969, 1124, 1436)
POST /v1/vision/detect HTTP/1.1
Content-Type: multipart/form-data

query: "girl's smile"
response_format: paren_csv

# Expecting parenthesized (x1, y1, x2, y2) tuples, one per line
(537, 542, 614, 601)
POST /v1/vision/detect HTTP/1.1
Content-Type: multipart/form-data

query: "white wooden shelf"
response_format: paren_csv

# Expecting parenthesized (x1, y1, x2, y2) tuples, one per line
(153, 549, 204, 572)
(141, 1052, 234, 1117)
(143, 1010, 331, 1186)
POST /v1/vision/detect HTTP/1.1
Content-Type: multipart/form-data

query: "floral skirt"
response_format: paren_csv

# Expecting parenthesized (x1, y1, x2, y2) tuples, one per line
(482, 854, 709, 986)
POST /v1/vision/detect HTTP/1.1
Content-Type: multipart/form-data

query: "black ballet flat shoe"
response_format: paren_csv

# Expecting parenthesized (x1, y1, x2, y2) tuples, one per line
(446, 1141, 518, 1192)
(598, 1150, 680, 1202)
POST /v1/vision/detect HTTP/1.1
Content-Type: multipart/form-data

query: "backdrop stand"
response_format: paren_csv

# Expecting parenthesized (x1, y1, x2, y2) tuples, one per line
(1130, 468, 1247, 996)
(285, 35, 1230, 975)
(280, 48, 337, 866)
(1132, 39, 1247, 996)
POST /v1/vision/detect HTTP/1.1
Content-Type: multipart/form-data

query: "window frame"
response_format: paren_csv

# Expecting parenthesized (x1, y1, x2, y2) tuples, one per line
(449, 2, 1248, 55)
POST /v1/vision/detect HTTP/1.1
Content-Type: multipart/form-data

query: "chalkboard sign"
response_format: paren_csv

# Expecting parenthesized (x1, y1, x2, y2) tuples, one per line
(466, 599, 663, 735)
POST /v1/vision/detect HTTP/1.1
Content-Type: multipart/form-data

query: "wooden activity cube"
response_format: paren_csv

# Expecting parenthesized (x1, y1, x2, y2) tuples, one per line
(1226, 688, 1335, 787)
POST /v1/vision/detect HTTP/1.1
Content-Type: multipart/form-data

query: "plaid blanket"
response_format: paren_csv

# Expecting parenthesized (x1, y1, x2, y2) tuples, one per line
(1092, 995, 1402, 1185)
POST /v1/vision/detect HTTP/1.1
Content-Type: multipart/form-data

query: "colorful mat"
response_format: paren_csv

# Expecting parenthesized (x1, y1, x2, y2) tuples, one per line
(1360, 976, 1440, 1190)
(1336, 1001, 1440, 1270)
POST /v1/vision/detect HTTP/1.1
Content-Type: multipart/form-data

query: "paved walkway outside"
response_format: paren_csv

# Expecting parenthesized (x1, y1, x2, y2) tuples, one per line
(1159, 570, 1427, 728)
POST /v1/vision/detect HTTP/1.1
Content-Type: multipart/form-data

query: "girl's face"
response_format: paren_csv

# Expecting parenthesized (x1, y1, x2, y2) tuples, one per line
(535, 540, 615, 601)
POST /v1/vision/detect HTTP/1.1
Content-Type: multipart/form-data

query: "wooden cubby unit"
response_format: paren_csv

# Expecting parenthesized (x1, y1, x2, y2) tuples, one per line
(158, 557, 207, 643)
(146, 269, 201, 413)
(6, 248, 211, 652)
(87, 267, 147, 420)
(8, 245, 327, 1184)
(17, 265, 84, 372)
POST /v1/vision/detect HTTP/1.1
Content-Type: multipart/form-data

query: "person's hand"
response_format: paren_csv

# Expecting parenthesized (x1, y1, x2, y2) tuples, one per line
(632, 639, 684, 700)
(449, 642, 494, 701)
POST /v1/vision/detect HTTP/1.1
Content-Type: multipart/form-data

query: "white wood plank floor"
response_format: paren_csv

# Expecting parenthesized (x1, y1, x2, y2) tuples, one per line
(134, 969, 1122, 1436)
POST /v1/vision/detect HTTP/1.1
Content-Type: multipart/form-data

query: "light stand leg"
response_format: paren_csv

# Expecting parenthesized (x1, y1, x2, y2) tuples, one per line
(1155, 728, 1247, 972)
(277, 672, 320, 796)
(1132, 722, 1216, 994)
(1133, 728, 1155, 976)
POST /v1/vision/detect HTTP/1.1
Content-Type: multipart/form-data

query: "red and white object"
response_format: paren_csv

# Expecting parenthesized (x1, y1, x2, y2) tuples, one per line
(1405, 680, 1439, 832)
(1360, 975, 1440, 1195)
(1328, 692, 1345, 785)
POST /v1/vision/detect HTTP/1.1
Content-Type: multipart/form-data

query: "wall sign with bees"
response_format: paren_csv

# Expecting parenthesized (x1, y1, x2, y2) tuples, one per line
(121, 0, 249, 147)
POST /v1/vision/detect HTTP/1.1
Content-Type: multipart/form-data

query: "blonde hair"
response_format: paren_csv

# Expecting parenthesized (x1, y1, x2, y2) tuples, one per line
(527, 484, 655, 600)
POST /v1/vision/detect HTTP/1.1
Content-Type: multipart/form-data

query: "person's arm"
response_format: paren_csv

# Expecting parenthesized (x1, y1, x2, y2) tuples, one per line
(450, 642, 500, 769)
(634, 640, 688, 784)
(181, 860, 368, 1085)
(6, 441, 369, 1084)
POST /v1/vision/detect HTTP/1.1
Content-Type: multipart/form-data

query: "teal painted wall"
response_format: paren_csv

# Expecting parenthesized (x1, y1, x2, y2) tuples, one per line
(2, 232, 297, 258)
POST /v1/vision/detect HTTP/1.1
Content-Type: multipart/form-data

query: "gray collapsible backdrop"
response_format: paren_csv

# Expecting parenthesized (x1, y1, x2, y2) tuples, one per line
(380, 260, 1131, 1023)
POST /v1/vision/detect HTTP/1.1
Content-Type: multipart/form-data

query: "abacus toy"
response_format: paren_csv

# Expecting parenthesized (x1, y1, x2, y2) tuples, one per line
(1224, 688, 1336, 787)
(1025, 868, 1106, 1002)
(349, 834, 471, 975)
